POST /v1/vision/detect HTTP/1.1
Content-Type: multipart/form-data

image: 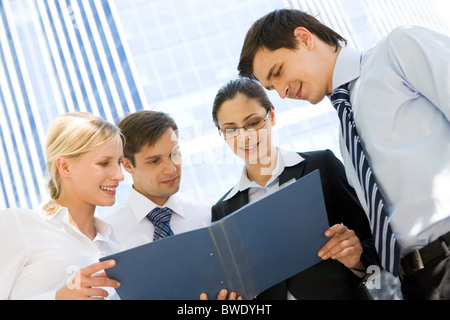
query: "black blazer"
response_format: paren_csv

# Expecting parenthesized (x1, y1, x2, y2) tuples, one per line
(211, 149, 380, 299)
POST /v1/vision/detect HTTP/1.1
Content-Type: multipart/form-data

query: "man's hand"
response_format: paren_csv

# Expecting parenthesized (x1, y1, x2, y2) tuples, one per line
(318, 224, 364, 270)
(199, 289, 243, 300)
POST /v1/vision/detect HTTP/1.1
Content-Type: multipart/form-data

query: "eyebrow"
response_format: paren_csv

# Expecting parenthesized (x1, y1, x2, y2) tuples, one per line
(144, 155, 161, 162)
(264, 64, 278, 90)
(96, 155, 123, 161)
(267, 64, 276, 81)
(143, 146, 179, 161)
(220, 113, 261, 127)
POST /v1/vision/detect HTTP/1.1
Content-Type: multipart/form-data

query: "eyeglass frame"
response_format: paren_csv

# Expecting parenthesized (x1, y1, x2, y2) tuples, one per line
(218, 109, 271, 140)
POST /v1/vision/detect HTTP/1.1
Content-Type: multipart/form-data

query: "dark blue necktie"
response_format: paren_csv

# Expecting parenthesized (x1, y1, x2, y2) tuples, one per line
(147, 207, 175, 241)
(330, 83, 400, 276)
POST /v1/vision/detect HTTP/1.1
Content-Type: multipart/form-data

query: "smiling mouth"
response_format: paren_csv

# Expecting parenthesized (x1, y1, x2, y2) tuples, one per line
(161, 176, 179, 184)
(100, 186, 117, 192)
(240, 142, 259, 151)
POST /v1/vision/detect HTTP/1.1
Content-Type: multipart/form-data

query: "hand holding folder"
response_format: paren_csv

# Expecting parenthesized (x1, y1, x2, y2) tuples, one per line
(101, 170, 329, 300)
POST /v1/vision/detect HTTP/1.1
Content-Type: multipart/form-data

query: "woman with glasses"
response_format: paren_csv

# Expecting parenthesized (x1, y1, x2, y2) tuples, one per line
(211, 78, 380, 299)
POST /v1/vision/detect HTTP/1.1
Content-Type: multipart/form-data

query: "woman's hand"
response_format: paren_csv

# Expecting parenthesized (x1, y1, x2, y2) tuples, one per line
(55, 259, 120, 300)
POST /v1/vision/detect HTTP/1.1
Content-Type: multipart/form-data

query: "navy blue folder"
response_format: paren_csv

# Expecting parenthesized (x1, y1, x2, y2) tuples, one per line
(101, 170, 329, 300)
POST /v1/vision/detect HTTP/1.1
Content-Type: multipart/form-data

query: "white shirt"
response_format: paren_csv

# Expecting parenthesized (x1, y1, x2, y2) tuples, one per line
(100, 188, 211, 252)
(224, 148, 304, 202)
(331, 26, 450, 256)
(0, 207, 120, 300)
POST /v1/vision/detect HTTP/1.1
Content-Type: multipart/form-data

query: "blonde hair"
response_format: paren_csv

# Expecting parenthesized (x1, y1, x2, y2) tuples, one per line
(43, 112, 122, 214)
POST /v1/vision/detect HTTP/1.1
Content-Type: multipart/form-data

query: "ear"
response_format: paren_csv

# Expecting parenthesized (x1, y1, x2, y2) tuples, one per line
(269, 107, 276, 126)
(121, 157, 135, 175)
(293, 27, 314, 49)
(55, 156, 72, 178)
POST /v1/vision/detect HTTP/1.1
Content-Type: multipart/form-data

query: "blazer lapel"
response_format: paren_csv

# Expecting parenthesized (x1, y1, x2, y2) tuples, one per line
(278, 158, 306, 186)
(220, 189, 250, 217)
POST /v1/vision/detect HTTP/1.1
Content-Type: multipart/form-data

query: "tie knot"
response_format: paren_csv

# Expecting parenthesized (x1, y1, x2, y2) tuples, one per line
(147, 207, 173, 226)
(330, 83, 350, 109)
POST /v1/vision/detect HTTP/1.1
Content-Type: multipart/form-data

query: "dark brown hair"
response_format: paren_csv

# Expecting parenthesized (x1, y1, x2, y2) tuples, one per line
(212, 78, 273, 128)
(117, 110, 177, 166)
(238, 9, 347, 79)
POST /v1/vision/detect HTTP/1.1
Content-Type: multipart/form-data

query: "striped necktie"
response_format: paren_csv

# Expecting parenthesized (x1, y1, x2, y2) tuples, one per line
(147, 207, 175, 241)
(330, 83, 400, 276)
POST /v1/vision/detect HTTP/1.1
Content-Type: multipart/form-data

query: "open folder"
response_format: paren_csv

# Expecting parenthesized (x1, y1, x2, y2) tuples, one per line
(101, 170, 329, 300)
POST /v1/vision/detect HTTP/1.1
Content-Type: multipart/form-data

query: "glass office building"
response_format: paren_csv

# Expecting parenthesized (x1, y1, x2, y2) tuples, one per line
(0, 0, 143, 209)
(1, 0, 448, 210)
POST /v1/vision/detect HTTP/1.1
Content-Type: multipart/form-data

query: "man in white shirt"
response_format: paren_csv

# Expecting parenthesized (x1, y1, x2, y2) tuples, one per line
(101, 111, 211, 252)
(237, 9, 450, 299)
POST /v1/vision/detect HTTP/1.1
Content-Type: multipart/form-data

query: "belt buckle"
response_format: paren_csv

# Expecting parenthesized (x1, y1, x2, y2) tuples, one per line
(400, 249, 425, 280)
(411, 249, 425, 270)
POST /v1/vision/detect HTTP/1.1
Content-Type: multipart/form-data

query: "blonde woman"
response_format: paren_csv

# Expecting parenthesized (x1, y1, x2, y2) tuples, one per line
(0, 112, 123, 299)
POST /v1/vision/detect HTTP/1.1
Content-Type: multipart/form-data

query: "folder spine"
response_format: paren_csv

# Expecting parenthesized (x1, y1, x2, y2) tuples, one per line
(209, 217, 258, 299)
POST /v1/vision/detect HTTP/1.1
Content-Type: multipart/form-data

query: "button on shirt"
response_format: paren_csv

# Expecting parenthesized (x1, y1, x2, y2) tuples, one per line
(0, 207, 120, 300)
(100, 189, 211, 252)
(331, 26, 450, 256)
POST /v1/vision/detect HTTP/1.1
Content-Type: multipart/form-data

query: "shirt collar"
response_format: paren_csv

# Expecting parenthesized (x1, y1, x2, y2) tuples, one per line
(223, 148, 304, 201)
(332, 46, 362, 91)
(128, 187, 186, 223)
(43, 206, 112, 241)
(92, 216, 113, 242)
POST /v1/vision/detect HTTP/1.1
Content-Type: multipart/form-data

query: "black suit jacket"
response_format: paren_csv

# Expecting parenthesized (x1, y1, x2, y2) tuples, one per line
(211, 149, 380, 299)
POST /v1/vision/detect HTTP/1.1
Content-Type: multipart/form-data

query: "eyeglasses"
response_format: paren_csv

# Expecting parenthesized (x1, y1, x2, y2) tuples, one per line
(219, 110, 271, 140)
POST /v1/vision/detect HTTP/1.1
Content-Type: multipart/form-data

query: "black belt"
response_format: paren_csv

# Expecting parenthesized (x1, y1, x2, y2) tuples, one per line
(399, 231, 450, 279)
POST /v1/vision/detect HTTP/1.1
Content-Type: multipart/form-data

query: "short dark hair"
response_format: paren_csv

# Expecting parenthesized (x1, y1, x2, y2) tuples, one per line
(212, 78, 273, 128)
(117, 110, 177, 166)
(238, 9, 347, 79)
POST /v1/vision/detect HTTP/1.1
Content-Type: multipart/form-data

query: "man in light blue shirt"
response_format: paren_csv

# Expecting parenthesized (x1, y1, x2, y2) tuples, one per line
(237, 8, 450, 299)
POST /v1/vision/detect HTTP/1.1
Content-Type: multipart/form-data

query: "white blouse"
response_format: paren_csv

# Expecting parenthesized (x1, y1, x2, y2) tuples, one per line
(0, 207, 119, 300)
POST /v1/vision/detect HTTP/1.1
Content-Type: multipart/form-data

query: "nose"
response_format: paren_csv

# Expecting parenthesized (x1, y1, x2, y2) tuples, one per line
(275, 83, 290, 99)
(237, 127, 255, 141)
(231, 129, 252, 149)
(162, 159, 177, 175)
(113, 162, 124, 182)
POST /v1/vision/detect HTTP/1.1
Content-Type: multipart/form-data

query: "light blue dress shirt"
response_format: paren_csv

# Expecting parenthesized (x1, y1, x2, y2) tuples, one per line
(331, 26, 450, 256)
